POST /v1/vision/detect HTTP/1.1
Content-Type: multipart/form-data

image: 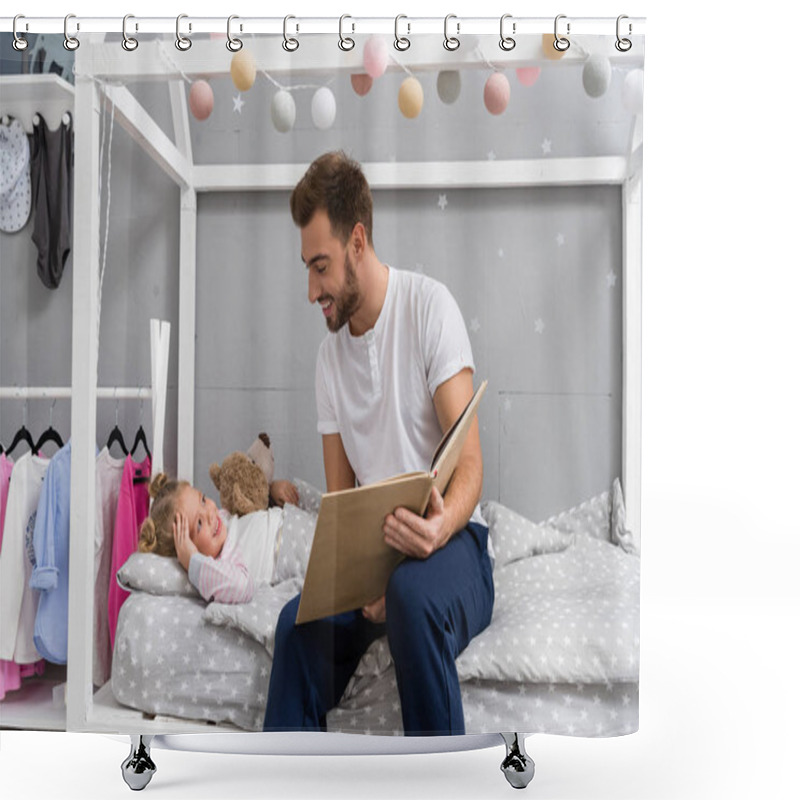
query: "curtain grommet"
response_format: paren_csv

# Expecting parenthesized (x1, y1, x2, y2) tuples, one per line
(122, 14, 139, 52)
(339, 14, 355, 51)
(283, 15, 299, 52)
(226, 15, 243, 52)
(394, 15, 411, 51)
(176, 14, 192, 51)
(12, 15, 29, 51)
(64, 14, 80, 51)
(444, 14, 460, 51)
(553, 14, 570, 52)
(499, 14, 516, 51)
(615, 15, 633, 52)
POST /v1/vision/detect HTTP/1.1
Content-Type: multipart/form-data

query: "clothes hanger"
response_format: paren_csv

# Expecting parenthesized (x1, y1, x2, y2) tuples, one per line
(33, 399, 64, 455)
(130, 393, 151, 461)
(6, 424, 35, 456)
(106, 394, 129, 456)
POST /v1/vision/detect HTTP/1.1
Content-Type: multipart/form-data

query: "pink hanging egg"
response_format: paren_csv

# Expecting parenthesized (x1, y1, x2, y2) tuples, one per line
(189, 80, 214, 121)
(516, 67, 541, 87)
(484, 72, 511, 115)
(363, 36, 389, 79)
(351, 73, 373, 97)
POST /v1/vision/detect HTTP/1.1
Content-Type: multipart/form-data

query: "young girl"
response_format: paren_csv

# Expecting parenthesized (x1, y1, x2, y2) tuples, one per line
(138, 473, 298, 604)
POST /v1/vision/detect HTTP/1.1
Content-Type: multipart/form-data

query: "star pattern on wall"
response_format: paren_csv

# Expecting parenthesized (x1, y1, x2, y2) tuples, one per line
(437, 194, 448, 211)
(541, 138, 552, 155)
(233, 94, 244, 114)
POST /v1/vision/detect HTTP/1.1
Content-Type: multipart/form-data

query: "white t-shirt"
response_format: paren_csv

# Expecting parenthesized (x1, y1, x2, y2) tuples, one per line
(315, 266, 483, 523)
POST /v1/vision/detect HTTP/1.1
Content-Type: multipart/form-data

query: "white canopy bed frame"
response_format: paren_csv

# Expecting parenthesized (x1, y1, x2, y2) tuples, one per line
(0, 17, 643, 791)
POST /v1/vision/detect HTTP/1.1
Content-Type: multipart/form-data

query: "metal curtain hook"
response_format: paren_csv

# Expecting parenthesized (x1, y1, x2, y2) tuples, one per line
(122, 14, 139, 51)
(176, 14, 192, 51)
(283, 15, 299, 52)
(13, 15, 28, 51)
(554, 14, 570, 52)
(616, 14, 633, 52)
(226, 15, 242, 52)
(64, 14, 80, 51)
(339, 14, 355, 51)
(394, 15, 411, 51)
(500, 14, 516, 51)
(444, 14, 460, 51)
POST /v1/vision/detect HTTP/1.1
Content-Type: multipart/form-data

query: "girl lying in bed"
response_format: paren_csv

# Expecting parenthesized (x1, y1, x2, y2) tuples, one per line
(138, 473, 299, 604)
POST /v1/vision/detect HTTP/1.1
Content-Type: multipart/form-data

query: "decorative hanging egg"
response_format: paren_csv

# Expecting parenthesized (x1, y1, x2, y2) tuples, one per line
(351, 74, 373, 97)
(230, 48, 257, 92)
(398, 77, 424, 119)
(582, 55, 612, 98)
(363, 36, 389, 79)
(436, 70, 461, 104)
(271, 89, 296, 133)
(311, 87, 337, 130)
(484, 72, 511, 115)
(622, 69, 644, 113)
(516, 67, 541, 87)
(188, 80, 214, 121)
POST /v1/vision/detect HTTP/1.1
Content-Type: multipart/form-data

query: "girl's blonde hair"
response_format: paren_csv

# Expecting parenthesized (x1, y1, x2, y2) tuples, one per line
(138, 473, 190, 557)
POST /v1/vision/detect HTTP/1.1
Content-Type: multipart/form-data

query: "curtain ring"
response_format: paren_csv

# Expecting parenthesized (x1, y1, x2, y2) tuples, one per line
(176, 14, 192, 51)
(615, 14, 632, 52)
(63, 14, 80, 51)
(499, 14, 516, 51)
(226, 15, 243, 52)
(394, 15, 411, 51)
(283, 15, 299, 52)
(12, 15, 28, 51)
(338, 14, 355, 51)
(122, 14, 139, 51)
(443, 14, 460, 51)
(553, 14, 570, 52)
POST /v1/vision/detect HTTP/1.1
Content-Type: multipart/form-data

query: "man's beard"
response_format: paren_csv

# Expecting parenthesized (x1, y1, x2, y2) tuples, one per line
(325, 252, 361, 332)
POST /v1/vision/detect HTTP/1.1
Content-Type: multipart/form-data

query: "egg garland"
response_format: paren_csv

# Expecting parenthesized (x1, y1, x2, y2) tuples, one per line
(311, 87, 337, 130)
(516, 67, 541, 87)
(271, 89, 296, 133)
(350, 73, 373, 97)
(436, 70, 461, 105)
(363, 36, 390, 79)
(230, 47, 257, 92)
(398, 77, 424, 119)
(188, 80, 214, 121)
(582, 55, 612, 98)
(484, 72, 511, 115)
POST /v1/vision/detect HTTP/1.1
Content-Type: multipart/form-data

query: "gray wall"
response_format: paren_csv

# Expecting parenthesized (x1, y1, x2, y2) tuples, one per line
(1, 35, 633, 523)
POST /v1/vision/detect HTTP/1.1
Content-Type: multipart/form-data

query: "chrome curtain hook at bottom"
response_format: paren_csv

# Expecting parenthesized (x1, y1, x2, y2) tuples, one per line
(64, 14, 80, 51)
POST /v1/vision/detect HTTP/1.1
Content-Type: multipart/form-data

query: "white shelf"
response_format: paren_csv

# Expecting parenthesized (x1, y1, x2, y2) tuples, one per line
(0, 73, 75, 132)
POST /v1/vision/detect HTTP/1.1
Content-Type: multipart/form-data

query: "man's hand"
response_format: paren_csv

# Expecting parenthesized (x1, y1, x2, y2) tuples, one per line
(382, 486, 448, 560)
(362, 595, 386, 623)
(173, 512, 198, 570)
(270, 479, 300, 507)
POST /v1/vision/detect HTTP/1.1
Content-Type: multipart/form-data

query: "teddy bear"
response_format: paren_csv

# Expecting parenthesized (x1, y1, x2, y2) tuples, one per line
(208, 433, 275, 516)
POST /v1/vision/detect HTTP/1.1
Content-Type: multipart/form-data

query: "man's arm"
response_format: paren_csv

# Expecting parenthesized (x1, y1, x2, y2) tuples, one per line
(382, 368, 483, 560)
(322, 432, 356, 493)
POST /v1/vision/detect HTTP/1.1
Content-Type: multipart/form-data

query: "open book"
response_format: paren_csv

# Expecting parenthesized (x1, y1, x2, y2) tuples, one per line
(296, 380, 488, 624)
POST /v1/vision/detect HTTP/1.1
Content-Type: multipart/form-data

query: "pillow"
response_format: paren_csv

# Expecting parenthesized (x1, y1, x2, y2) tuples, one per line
(293, 477, 323, 514)
(203, 578, 303, 654)
(116, 552, 198, 597)
(543, 490, 612, 542)
(272, 503, 317, 585)
(481, 500, 574, 569)
(611, 477, 639, 555)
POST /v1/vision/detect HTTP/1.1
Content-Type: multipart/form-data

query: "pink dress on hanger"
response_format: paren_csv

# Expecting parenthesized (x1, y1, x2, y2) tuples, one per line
(0, 453, 23, 699)
(107, 455, 151, 651)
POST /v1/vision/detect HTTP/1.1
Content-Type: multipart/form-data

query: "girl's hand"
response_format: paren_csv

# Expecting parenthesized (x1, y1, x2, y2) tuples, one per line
(270, 479, 300, 508)
(362, 595, 386, 624)
(173, 512, 198, 570)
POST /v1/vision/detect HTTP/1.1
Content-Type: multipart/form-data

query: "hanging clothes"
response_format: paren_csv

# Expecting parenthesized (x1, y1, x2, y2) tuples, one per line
(0, 452, 49, 664)
(30, 440, 79, 664)
(0, 118, 32, 234)
(107, 454, 151, 651)
(28, 112, 73, 289)
(1, 452, 21, 699)
(93, 446, 125, 687)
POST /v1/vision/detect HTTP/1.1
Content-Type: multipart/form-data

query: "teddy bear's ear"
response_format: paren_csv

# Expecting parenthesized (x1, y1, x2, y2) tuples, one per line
(232, 484, 259, 516)
(209, 463, 221, 489)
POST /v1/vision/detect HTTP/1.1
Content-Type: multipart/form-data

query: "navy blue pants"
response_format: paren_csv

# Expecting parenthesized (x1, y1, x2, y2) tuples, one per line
(263, 522, 494, 736)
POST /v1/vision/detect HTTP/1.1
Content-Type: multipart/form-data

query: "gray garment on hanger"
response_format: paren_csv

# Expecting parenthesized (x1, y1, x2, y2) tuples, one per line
(29, 113, 73, 289)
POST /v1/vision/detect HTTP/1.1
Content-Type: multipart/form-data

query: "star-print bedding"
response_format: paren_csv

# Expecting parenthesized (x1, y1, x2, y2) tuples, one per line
(110, 480, 639, 735)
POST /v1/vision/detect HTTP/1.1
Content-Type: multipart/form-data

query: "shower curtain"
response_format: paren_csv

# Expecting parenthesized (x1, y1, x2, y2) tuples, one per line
(0, 17, 644, 744)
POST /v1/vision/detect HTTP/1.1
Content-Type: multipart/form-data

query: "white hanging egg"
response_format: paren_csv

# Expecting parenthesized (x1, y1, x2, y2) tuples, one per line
(311, 87, 337, 130)
(436, 70, 461, 104)
(582, 55, 612, 98)
(271, 90, 296, 133)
